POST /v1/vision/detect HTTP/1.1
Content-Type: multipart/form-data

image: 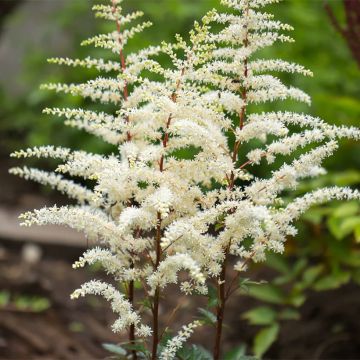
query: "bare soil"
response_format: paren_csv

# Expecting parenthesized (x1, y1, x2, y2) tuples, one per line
(1, 243, 360, 360)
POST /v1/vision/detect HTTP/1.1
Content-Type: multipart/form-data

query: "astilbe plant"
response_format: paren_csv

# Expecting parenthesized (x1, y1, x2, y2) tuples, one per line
(10, 0, 360, 359)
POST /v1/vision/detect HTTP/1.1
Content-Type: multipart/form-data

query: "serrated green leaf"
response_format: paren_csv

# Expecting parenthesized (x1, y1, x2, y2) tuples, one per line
(253, 323, 279, 358)
(243, 306, 277, 326)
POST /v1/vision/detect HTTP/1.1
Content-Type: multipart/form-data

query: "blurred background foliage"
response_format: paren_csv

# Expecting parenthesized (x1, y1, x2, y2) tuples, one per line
(0, 0, 359, 356)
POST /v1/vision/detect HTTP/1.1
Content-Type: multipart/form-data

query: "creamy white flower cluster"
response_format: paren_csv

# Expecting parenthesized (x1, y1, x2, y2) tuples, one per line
(70, 280, 151, 336)
(160, 321, 201, 360)
(11, 0, 360, 358)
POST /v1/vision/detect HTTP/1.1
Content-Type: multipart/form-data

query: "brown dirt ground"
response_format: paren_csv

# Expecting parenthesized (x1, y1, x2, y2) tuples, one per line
(1, 244, 360, 360)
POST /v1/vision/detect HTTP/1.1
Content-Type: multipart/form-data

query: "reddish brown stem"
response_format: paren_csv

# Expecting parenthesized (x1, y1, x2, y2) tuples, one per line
(128, 278, 137, 360)
(151, 213, 162, 360)
(151, 287, 160, 360)
(112, 0, 131, 141)
(151, 66, 186, 359)
(111, 4, 136, 355)
(213, 250, 229, 360)
(215, 4, 250, 359)
(325, 0, 360, 68)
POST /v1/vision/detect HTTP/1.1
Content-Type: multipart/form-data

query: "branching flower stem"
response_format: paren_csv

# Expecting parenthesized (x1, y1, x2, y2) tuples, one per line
(111, 0, 131, 142)
(214, 3, 250, 359)
(111, 1, 135, 358)
(152, 66, 187, 360)
(151, 212, 163, 360)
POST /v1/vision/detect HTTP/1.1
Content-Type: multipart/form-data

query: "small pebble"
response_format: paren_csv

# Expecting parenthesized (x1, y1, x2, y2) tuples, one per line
(21, 243, 42, 265)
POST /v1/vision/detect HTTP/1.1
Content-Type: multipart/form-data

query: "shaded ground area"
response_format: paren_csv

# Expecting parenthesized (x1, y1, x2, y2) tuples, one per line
(227, 283, 360, 360)
(0, 247, 118, 360)
(1, 242, 360, 360)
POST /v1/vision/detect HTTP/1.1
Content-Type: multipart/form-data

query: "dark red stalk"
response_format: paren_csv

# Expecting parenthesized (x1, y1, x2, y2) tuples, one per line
(151, 213, 162, 360)
(214, 3, 250, 359)
(325, 0, 360, 68)
(111, 2, 136, 358)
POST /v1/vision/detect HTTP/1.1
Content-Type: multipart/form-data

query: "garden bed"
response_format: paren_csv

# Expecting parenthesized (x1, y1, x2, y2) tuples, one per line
(1, 240, 360, 359)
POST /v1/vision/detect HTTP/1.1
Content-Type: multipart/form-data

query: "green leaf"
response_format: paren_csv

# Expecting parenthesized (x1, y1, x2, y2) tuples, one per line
(355, 225, 360, 243)
(246, 284, 286, 305)
(352, 269, 360, 286)
(123, 342, 149, 356)
(278, 308, 300, 321)
(102, 343, 127, 357)
(288, 292, 306, 307)
(327, 217, 345, 240)
(224, 345, 246, 360)
(341, 250, 360, 267)
(134, 280, 143, 290)
(301, 207, 331, 224)
(207, 284, 219, 308)
(198, 307, 217, 326)
(274, 258, 308, 286)
(253, 323, 279, 358)
(0, 291, 10, 307)
(266, 254, 290, 274)
(215, 222, 225, 231)
(177, 344, 213, 360)
(302, 265, 324, 287)
(69, 321, 84, 333)
(341, 216, 360, 235)
(31, 297, 51, 312)
(292, 258, 308, 276)
(327, 216, 360, 240)
(243, 306, 277, 326)
(313, 271, 351, 291)
(332, 170, 360, 187)
(332, 202, 359, 218)
(239, 278, 267, 292)
(225, 345, 257, 360)
(138, 297, 152, 310)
